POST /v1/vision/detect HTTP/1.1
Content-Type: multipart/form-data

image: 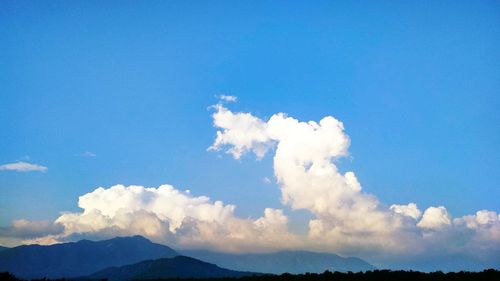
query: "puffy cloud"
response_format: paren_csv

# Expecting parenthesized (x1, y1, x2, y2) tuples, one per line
(65, 184, 235, 233)
(208, 104, 272, 159)
(2, 103, 499, 269)
(390, 203, 422, 220)
(453, 210, 500, 246)
(209, 104, 500, 261)
(417, 206, 452, 230)
(12, 184, 298, 252)
(210, 105, 408, 254)
(0, 161, 48, 172)
(453, 210, 500, 229)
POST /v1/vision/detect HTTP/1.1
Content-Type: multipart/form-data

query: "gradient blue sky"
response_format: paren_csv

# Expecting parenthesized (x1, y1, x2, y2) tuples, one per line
(1, 0, 499, 230)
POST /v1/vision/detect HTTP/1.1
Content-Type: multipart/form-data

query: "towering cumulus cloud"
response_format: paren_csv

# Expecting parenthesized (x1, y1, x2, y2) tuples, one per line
(209, 102, 500, 263)
(1, 100, 499, 269)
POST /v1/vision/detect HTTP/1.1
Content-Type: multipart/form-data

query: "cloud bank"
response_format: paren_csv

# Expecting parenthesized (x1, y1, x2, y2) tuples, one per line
(0, 161, 48, 172)
(1, 100, 499, 269)
(2, 184, 298, 252)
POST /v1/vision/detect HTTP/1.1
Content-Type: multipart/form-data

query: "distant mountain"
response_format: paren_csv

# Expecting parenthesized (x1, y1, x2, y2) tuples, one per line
(84, 256, 257, 281)
(0, 235, 178, 279)
(180, 250, 375, 274)
(0, 246, 8, 252)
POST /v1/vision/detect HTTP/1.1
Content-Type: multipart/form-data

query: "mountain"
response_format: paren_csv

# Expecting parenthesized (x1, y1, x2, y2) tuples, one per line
(0, 235, 178, 279)
(0, 246, 8, 252)
(180, 250, 375, 274)
(84, 256, 257, 281)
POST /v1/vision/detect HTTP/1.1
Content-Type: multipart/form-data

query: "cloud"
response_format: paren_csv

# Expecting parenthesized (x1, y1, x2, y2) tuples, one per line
(0, 161, 48, 172)
(209, 105, 405, 253)
(13, 184, 298, 252)
(79, 151, 96, 157)
(208, 104, 272, 159)
(0, 220, 63, 239)
(2, 102, 499, 269)
(390, 203, 422, 220)
(208, 103, 500, 261)
(219, 95, 237, 102)
(417, 206, 452, 229)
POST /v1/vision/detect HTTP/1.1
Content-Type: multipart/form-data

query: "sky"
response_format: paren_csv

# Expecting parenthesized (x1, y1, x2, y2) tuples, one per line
(1, 0, 499, 270)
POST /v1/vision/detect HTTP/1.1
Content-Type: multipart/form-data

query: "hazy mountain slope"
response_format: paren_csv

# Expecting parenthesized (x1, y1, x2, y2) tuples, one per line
(180, 250, 374, 274)
(85, 256, 257, 281)
(0, 236, 178, 279)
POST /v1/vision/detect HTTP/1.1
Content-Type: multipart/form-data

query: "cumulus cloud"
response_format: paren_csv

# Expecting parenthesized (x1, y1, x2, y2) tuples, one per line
(0, 161, 48, 172)
(2, 102, 499, 269)
(417, 206, 452, 229)
(209, 104, 407, 254)
(390, 203, 422, 220)
(208, 104, 272, 159)
(208, 103, 500, 260)
(10, 184, 298, 252)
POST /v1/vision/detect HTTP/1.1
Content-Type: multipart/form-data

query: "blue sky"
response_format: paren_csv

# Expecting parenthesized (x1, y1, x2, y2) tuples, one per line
(0, 0, 499, 248)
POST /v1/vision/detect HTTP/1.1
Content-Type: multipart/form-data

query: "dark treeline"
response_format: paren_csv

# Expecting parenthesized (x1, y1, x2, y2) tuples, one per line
(2, 269, 499, 281)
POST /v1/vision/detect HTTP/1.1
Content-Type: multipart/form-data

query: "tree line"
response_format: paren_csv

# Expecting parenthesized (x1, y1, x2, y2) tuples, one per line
(2, 269, 499, 281)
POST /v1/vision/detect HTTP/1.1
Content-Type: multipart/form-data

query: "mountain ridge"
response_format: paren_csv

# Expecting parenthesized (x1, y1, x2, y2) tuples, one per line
(179, 249, 375, 274)
(0, 235, 375, 279)
(0, 235, 178, 279)
(83, 255, 258, 281)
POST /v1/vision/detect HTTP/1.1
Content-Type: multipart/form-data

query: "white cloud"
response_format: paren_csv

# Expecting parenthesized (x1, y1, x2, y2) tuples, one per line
(16, 184, 298, 252)
(417, 206, 452, 229)
(56, 184, 236, 234)
(390, 203, 422, 220)
(209, 104, 408, 254)
(2, 102, 499, 268)
(219, 95, 238, 102)
(208, 103, 500, 260)
(453, 210, 500, 243)
(0, 161, 48, 172)
(208, 104, 272, 159)
(79, 151, 96, 157)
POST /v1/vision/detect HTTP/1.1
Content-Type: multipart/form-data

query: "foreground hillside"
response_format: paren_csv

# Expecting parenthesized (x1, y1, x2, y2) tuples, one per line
(2, 269, 499, 281)
(85, 256, 256, 280)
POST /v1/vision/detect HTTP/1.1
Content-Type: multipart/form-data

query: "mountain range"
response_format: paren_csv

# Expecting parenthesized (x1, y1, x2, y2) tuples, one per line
(180, 249, 375, 274)
(0, 236, 374, 279)
(0, 235, 177, 279)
